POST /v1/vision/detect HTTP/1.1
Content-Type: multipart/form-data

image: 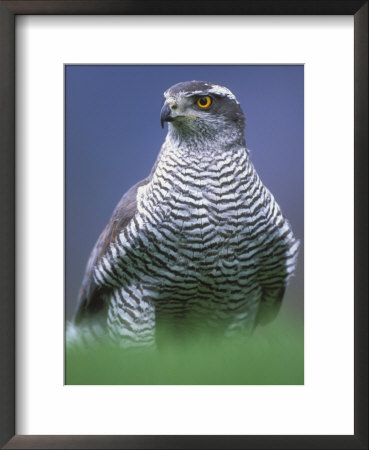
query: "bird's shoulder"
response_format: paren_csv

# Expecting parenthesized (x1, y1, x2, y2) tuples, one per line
(99, 178, 149, 258)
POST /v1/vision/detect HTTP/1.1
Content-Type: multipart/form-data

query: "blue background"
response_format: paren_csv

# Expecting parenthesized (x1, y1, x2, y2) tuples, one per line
(65, 65, 304, 322)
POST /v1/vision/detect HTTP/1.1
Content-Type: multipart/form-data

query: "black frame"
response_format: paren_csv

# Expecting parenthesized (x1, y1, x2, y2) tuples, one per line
(0, 1, 367, 449)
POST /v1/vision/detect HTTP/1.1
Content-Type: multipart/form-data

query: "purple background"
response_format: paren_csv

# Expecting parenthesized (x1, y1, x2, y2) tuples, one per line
(65, 65, 304, 321)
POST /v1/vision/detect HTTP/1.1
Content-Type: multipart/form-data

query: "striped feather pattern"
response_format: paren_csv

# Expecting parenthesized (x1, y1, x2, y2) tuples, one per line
(93, 138, 299, 346)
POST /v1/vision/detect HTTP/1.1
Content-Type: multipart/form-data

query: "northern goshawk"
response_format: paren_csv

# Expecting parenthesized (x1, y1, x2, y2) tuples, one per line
(71, 80, 299, 348)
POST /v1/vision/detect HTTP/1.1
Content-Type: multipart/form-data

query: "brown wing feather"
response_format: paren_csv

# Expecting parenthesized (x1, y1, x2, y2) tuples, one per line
(73, 177, 150, 324)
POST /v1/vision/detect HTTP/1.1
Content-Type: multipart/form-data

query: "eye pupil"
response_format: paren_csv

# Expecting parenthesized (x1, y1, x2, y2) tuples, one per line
(199, 97, 207, 105)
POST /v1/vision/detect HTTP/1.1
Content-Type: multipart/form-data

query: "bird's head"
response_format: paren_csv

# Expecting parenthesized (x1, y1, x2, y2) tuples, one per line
(161, 81, 245, 149)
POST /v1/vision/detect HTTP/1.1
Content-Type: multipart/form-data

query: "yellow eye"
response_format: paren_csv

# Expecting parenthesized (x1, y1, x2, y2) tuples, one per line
(196, 96, 212, 109)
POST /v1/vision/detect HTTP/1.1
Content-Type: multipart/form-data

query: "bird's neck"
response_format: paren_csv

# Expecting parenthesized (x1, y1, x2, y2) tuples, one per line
(165, 125, 246, 156)
(156, 133, 250, 175)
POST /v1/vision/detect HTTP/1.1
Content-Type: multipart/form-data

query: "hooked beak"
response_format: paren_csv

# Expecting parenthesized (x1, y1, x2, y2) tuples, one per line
(160, 102, 175, 129)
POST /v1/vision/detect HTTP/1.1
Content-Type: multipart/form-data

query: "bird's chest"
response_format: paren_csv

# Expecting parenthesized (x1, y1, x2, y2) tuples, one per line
(137, 160, 249, 271)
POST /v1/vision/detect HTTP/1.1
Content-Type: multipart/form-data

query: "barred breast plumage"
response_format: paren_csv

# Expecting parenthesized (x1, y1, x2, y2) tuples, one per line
(71, 80, 299, 349)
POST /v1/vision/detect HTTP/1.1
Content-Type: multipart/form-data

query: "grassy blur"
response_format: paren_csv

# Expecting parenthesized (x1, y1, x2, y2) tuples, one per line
(65, 316, 303, 385)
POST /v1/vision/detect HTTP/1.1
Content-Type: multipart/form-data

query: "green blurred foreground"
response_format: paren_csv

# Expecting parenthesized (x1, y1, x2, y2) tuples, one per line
(65, 316, 303, 385)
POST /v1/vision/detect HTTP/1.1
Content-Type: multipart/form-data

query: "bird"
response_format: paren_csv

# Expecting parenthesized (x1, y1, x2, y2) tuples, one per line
(70, 80, 299, 349)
